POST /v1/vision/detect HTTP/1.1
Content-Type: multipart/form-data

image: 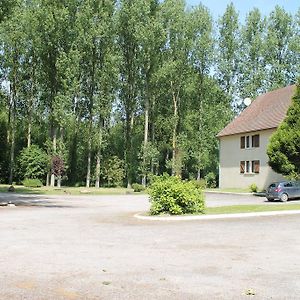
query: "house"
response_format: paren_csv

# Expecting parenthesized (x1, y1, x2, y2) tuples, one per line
(217, 85, 296, 190)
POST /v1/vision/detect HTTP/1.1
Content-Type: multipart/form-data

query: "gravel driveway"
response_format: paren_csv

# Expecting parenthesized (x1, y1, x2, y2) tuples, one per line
(0, 193, 299, 299)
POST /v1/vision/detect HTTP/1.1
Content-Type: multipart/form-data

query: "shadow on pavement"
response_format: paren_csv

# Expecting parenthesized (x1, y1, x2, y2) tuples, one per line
(0, 195, 75, 209)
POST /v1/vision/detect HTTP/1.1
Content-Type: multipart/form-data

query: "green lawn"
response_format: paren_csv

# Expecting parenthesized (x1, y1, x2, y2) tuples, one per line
(0, 184, 136, 195)
(205, 188, 252, 193)
(205, 204, 300, 215)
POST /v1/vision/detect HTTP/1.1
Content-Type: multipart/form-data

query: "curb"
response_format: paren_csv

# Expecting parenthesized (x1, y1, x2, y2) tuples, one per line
(134, 210, 300, 221)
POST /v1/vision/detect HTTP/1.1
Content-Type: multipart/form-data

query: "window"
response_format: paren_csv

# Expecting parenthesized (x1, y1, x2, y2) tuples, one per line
(240, 160, 260, 174)
(240, 136, 245, 149)
(240, 161, 245, 173)
(240, 134, 260, 149)
(252, 135, 260, 148)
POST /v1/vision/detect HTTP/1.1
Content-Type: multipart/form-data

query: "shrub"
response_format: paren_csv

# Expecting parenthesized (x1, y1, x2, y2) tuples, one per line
(205, 172, 217, 188)
(102, 156, 125, 187)
(191, 178, 206, 189)
(23, 178, 43, 188)
(18, 145, 49, 180)
(148, 175, 205, 215)
(249, 183, 258, 193)
(132, 183, 145, 192)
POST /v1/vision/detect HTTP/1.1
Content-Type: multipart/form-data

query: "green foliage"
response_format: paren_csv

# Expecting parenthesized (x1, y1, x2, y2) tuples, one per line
(132, 183, 145, 192)
(205, 172, 217, 188)
(22, 178, 43, 187)
(149, 175, 205, 215)
(267, 82, 300, 179)
(249, 183, 258, 193)
(0, 1, 299, 187)
(102, 156, 125, 187)
(191, 179, 207, 190)
(18, 145, 49, 180)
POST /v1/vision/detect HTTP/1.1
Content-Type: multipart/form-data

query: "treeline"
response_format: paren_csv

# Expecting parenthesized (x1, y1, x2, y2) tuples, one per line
(0, 0, 299, 188)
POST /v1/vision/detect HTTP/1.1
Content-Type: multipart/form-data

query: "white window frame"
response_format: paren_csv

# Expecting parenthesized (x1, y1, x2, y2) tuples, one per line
(240, 160, 260, 174)
(241, 134, 260, 149)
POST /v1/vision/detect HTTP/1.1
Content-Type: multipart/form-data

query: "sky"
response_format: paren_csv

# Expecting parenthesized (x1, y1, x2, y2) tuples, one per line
(186, 0, 299, 21)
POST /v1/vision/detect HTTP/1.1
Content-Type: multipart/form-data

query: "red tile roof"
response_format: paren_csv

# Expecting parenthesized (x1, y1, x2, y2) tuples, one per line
(217, 85, 296, 137)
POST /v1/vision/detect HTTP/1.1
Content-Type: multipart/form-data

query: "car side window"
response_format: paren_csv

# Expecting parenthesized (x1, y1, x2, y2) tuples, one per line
(284, 182, 292, 187)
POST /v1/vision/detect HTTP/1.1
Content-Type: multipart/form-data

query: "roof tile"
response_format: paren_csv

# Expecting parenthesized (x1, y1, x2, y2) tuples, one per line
(217, 85, 296, 137)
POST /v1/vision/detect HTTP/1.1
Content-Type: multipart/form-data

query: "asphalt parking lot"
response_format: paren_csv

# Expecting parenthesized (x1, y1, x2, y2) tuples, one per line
(0, 193, 300, 299)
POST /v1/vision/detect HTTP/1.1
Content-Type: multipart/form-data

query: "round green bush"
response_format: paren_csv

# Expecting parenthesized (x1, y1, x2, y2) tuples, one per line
(132, 183, 145, 192)
(148, 175, 205, 215)
(22, 178, 43, 188)
(204, 172, 217, 188)
(249, 183, 258, 193)
(18, 145, 49, 180)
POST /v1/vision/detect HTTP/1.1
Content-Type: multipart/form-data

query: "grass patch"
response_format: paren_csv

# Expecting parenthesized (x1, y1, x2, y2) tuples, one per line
(205, 188, 251, 193)
(0, 184, 135, 195)
(205, 204, 300, 215)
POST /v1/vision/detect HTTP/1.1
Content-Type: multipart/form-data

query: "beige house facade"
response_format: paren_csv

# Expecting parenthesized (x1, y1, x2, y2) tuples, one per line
(218, 85, 296, 190)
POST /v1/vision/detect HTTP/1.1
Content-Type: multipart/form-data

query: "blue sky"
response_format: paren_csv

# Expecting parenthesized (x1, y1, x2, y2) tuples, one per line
(186, 0, 299, 21)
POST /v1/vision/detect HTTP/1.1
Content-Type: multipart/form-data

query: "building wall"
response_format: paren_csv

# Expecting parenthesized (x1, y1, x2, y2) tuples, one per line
(219, 128, 285, 190)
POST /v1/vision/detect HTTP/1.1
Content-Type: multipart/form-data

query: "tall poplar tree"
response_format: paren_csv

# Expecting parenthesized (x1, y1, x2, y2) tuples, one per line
(217, 3, 240, 110)
(265, 6, 296, 88)
(118, 0, 145, 187)
(239, 8, 267, 99)
(187, 4, 215, 179)
(158, 0, 190, 176)
(77, 0, 116, 188)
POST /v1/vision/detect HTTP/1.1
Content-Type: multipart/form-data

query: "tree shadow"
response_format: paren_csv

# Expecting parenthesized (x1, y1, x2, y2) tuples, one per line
(0, 196, 75, 209)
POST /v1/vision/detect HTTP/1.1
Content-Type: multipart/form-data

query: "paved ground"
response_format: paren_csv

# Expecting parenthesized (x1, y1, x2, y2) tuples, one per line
(0, 193, 300, 299)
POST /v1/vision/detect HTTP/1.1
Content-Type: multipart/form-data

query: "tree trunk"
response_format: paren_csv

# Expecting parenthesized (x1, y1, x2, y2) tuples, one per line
(46, 172, 50, 187)
(86, 134, 92, 188)
(27, 118, 32, 148)
(171, 81, 179, 176)
(8, 120, 15, 185)
(86, 108, 93, 188)
(86, 46, 96, 188)
(8, 83, 16, 185)
(95, 120, 103, 188)
(197, 169, 201, 181)
(50, 127, 57, 187)
(126, 112, 134, 189)
(57, 176, 61, 188)
(150, 96, 156, 175)
(27, 67, 35, 148)
(142, 94, 149, 187)
(95, 151, 101, 188)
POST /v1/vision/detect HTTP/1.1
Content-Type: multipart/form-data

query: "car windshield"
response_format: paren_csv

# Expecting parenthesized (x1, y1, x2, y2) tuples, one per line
(269, 183, 277, 188)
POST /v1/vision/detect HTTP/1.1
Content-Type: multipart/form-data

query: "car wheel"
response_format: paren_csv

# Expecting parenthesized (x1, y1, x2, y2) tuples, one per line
(280, 193, 288, 202)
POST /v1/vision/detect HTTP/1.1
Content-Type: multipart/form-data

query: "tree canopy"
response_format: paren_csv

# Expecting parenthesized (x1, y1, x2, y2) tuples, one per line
(267, 81, 300, 179)
(0, 1, 299, 187)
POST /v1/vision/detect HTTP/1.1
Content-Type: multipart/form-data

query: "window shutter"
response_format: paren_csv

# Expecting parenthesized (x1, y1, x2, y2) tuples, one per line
(240, 161, 245, 173)
(253, 160, 260, 173)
